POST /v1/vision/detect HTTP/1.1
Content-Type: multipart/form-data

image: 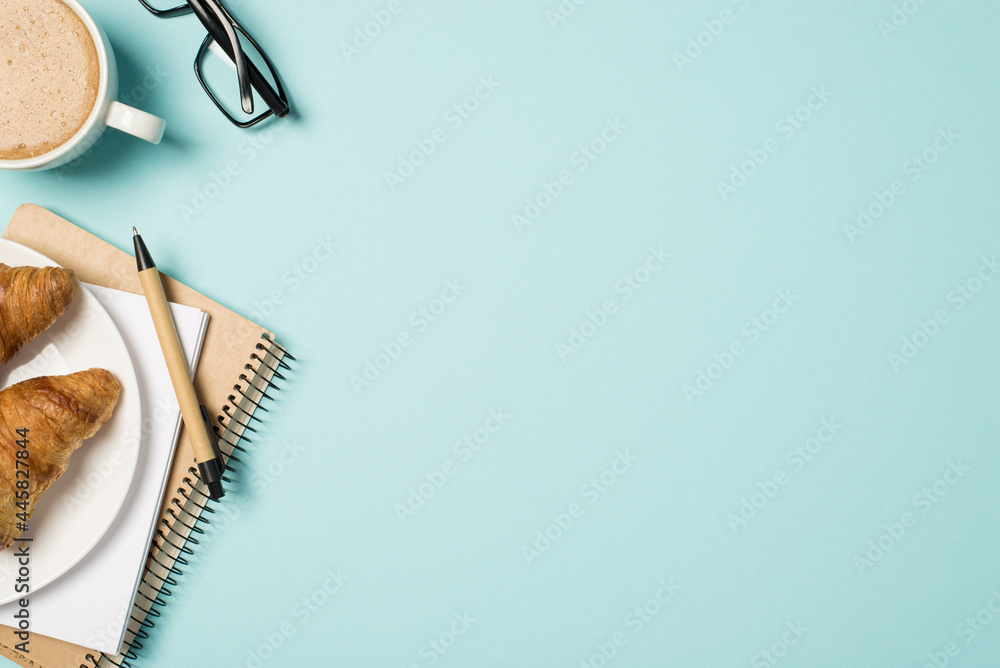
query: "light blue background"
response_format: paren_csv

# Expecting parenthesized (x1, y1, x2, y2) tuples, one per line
(2, 0, 1000, 666)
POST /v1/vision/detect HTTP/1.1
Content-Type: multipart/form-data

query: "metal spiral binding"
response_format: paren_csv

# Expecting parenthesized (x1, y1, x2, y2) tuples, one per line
(89, 335, 291, 668)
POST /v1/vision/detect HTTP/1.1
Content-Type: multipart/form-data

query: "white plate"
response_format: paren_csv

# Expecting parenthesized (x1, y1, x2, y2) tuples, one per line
(0, 239, 140, 604)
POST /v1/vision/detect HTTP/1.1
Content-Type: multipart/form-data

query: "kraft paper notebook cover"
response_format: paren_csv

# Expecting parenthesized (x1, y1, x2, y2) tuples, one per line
(0, 204, 291, 668)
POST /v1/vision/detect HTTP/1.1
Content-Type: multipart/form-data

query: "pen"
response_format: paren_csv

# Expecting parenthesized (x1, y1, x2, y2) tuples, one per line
(132, 228, 225, 499)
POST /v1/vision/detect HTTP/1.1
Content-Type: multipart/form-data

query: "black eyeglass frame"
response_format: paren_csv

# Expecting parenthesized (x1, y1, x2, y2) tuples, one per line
(136, 0, 290, 128)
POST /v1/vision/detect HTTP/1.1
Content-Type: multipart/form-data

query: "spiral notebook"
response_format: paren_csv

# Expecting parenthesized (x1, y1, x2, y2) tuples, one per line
(0, 204, 292, 668)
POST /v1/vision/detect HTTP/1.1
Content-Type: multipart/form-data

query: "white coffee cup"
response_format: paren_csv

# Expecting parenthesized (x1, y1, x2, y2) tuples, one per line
(0, 0, 166, 172)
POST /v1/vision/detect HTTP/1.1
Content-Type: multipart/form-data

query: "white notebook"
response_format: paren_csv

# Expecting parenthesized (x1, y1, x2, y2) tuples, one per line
(0, 285, 209, 654)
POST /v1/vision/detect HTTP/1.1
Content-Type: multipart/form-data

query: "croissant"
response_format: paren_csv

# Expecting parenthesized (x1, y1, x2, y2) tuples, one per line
(0, 263, 78, 366)
(0, 369, 121, 550)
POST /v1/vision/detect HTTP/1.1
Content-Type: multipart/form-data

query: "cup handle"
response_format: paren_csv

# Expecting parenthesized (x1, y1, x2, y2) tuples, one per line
(103, 101, 165, 145)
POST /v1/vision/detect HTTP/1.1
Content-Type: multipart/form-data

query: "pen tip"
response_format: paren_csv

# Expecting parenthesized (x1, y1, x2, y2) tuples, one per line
(132, 227, 138, 237)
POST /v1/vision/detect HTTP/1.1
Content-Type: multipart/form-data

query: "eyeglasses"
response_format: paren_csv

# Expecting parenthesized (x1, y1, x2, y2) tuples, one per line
(136, 0, 290, 128)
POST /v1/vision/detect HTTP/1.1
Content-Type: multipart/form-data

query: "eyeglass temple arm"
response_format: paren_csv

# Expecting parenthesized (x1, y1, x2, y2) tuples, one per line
(205, 39, 290, 121)
(137, 0, 192, 18)
(187, 0, 254, 113)
(209, 32, 290, 118)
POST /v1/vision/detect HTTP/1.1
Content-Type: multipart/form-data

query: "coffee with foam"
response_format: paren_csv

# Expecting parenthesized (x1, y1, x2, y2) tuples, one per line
(0, 0, 100, 161)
